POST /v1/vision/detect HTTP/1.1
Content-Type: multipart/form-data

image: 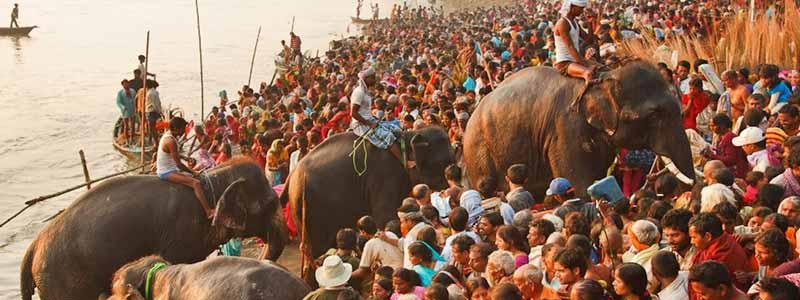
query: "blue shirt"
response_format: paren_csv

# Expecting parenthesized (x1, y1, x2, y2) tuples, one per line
(754, 80, 792, 104)
(412, 265, 435, 287)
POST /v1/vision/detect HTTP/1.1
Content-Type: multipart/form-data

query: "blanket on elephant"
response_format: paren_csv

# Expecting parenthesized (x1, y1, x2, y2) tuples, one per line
(350, 117, 401, 150)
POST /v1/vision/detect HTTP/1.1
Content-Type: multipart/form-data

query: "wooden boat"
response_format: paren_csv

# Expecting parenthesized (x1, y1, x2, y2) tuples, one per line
(350, 17, 386, 25)
(112, 118, 156, 158)
(0, 26, 37, 36)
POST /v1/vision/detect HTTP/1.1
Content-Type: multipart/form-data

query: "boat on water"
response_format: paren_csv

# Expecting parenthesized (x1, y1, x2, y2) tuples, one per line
(112, 118, 156, 158)
(350, 17, 386, 25)
(0, 26, 37, 36)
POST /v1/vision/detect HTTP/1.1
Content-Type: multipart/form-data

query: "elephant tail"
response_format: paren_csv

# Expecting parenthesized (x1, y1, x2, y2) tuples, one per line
(20, 243, 35, 300)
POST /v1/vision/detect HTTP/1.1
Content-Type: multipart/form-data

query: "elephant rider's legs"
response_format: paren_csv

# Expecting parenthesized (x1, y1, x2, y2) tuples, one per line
(556, 60, 599, 84)
(164, 172, 214, 219)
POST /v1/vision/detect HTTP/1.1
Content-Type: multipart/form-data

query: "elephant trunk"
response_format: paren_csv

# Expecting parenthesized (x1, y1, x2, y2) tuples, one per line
(259, 203, 288, 261)
(650, 123, 696, 185)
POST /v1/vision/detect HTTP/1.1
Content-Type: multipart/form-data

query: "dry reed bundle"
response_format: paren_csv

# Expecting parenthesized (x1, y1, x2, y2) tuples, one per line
(621, 0, 800, 71)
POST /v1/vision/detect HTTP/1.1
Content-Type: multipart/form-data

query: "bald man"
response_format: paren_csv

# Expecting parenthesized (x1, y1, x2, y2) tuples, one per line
(412, 184, 432, 207)
(512, 265, 544, 300)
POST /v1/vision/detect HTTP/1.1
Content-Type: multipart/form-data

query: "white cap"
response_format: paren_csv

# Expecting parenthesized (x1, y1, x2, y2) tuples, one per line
(570, 0, 588, 7)
(732, 126, 765, 147)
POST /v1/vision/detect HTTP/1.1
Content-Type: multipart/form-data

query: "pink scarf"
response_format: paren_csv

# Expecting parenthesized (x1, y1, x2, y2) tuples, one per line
(783, 168, 800, 198)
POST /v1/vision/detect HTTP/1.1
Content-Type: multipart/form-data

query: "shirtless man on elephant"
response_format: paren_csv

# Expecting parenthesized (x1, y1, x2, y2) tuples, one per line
(554, 0, 598, 84)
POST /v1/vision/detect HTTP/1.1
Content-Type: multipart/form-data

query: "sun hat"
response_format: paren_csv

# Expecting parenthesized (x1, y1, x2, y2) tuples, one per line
(546, 177, 573, 196)
(315, 255, 352, 288)
(732, 126, 765, 147)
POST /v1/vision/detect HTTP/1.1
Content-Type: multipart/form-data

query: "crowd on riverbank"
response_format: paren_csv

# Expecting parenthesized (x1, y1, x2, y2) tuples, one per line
(115, 0, 800, 299)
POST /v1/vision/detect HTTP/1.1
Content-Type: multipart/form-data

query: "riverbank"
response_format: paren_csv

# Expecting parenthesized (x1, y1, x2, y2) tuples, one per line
(440, 0, 516, 14)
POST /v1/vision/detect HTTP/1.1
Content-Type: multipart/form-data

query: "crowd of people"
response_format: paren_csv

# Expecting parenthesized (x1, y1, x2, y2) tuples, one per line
(118, 0, 800, 299)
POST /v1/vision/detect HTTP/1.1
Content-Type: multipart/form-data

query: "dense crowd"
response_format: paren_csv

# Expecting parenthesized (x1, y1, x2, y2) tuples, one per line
(115, 0, 800, 300)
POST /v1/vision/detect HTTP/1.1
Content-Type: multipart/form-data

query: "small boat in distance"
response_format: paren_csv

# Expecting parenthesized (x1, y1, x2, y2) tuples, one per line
(0, 26, 37, 36)
(350, 17, 386, 25)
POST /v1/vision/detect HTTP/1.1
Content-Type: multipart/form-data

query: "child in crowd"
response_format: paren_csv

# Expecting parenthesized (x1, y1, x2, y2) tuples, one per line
(743, 171, 766, 205)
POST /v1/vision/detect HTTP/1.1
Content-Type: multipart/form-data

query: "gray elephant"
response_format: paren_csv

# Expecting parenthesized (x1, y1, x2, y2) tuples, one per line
(463, 61, 695, 198)
(107, 255, 309, 300)
(281, 126, 453, 258)
(20, 159, 287, 300)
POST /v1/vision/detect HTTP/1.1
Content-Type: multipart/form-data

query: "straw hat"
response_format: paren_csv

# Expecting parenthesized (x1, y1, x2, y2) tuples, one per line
(315, 256, 352, 288)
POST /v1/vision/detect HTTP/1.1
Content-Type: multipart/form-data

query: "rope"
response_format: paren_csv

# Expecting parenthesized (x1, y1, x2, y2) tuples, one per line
(0, 162, 153, 228)
(352, 139, 369, 176)
(349, 128, 373, 177)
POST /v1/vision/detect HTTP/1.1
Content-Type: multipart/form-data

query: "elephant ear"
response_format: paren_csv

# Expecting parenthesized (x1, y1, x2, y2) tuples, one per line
(212, 178, 248, 231)
(582, 76, 622, 136)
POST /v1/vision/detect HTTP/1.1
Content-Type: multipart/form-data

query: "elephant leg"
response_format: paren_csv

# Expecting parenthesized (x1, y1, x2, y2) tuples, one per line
(548, 135, 615, 197)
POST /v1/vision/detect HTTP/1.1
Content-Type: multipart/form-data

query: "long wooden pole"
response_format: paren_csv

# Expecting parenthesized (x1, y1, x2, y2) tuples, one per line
(79, 150, 91, 190)
(141, 31, 150, 172)
(195, 0, 205, 119)
(291, 16, 295, 32)
(248, 26, 262, 87)
(0, 162, 154, 228)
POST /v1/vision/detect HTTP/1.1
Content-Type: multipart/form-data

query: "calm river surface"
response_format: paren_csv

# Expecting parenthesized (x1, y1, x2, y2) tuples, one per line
(0, 0, 413, 297)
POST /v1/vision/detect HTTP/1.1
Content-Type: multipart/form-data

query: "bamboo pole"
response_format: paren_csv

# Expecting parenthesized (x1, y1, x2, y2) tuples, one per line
(248, 26, 262, 87)
(79, 150, 91, 190)
(195, 0, 206, 120)
(0, 163, 153, 228)
(141, 31, 150, 172)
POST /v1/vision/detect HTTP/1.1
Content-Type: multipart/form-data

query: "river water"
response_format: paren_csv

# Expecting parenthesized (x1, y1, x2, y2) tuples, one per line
(0, 0, 417, 297)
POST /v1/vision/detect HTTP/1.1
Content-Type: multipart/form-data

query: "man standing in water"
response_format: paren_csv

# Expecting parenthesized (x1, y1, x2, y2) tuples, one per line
(157, 117, 214, 219)
(10, 3, 19, 28)
(554, 0, 596, 84)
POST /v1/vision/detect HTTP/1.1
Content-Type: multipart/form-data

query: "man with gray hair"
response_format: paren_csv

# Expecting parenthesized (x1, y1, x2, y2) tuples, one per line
(623, 219, 662, 282)
(778, 196, 800, 254)
(487, 250, 515, 286)
(378, 208, 430, 269)
(700, 168, 736, 213)
(512, 264, 543, 300)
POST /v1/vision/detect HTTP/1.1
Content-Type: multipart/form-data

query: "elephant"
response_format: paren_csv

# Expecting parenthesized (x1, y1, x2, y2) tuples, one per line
(280, 126, 453, 258)
(463, 60, 695, 199)
(20, 158, 287, 300)
(107, 255, 309, 300)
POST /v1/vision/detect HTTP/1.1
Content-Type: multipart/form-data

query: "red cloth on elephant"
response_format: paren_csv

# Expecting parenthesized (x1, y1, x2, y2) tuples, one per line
(681, 92, 709, 130)
(709, 132, 749, 178)
(274, 184, 299, 238)
(691, 233, 751, 292)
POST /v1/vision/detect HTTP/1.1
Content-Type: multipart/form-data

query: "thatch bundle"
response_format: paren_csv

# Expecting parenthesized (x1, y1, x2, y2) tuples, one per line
(621, 0, 800, 71)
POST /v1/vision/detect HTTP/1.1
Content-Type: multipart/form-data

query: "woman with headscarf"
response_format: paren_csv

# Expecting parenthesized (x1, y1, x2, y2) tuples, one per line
(266, 139, 288, 186)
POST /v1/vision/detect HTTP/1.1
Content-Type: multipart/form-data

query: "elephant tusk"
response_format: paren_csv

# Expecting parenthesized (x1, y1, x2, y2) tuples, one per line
(660, 156, 695, 185)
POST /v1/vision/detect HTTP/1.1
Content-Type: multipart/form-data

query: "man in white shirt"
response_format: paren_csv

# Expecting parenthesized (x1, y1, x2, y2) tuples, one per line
(137, 54, 156, 80)
(352, 216, 403, 282)
(527, 219, 556, 268)
(398, 211, 429, 269)
(732, 126, 770, 173)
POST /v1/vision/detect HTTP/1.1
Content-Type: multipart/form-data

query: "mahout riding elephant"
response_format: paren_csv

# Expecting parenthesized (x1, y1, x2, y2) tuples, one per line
(463, 60, 695, 198)
(280, 126, 453, 258)
(21, 158, 287, 300)
(107, 255, 309, 300)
